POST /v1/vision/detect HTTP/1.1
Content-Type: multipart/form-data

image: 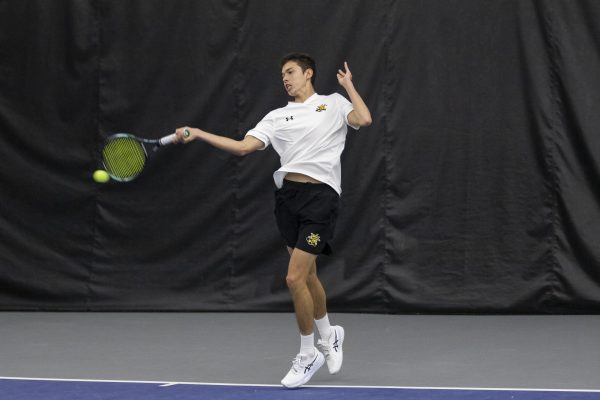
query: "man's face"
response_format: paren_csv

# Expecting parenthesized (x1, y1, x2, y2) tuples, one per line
(281, 61, 312, 97)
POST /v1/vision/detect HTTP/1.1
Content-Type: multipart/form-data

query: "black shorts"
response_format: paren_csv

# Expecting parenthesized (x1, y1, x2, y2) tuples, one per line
(274, 180, 340, 255)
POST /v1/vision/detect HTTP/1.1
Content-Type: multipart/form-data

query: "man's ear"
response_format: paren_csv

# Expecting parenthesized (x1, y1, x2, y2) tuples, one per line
(305, 68, 314, 80)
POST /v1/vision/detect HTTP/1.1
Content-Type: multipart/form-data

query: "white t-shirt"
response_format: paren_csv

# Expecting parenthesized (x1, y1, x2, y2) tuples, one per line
(246, 93, 359, 195)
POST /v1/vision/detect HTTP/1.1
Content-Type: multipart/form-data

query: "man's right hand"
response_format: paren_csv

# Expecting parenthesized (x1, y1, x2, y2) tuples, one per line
(175, 126, 197, 144)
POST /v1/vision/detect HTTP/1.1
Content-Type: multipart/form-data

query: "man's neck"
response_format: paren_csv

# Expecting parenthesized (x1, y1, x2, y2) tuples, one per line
(293, 86, 316, 103)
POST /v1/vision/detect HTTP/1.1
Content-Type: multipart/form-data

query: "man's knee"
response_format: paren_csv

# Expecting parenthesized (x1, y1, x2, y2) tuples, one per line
(292, 267, 321, 294)
(286, 249, 317, 291)
(286, 274, 300, 291)
(286, 262, 311, 291)
(286, 269, 309, 291)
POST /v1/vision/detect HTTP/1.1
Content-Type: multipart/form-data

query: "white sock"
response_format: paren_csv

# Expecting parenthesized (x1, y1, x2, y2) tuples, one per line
(315, 314, 332, 340)
(300, 333, 315, 358)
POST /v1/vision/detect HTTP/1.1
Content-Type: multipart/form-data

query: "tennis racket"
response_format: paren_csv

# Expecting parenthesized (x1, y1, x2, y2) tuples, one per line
(101, 128, 190, 182)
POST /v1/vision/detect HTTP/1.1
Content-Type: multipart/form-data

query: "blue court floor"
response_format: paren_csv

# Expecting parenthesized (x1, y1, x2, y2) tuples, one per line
(2, 378, 600, 400)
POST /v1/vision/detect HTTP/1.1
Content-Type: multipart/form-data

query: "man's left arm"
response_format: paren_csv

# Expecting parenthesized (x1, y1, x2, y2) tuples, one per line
(337, 61, 372, 127)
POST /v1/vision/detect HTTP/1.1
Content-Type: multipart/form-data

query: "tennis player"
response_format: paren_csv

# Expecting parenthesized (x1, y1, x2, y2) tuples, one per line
(175, 53, 372, 388)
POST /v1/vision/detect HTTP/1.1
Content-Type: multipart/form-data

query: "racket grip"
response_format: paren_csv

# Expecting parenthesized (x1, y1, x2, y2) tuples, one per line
(159, 133, 178, 146)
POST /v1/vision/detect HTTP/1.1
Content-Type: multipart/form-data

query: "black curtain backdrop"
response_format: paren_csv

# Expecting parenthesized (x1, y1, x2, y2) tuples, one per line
(1, 0, 599, 312)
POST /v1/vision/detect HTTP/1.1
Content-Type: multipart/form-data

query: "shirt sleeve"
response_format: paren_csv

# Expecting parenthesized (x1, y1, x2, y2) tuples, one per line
(335, 93, 360, 131)
(245, 112, 275, 150)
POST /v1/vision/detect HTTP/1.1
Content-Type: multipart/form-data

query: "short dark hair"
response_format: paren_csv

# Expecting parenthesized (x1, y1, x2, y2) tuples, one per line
(281, 52, 316, 86)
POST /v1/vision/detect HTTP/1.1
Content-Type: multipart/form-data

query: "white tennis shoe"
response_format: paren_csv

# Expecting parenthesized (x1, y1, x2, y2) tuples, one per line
(317, 325, 344, 374)
(281, 350, 324, 388)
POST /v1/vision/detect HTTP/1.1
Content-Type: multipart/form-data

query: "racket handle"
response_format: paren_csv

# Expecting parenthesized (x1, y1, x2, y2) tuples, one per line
(158, 128, 191, 146)
(159, 133, 177, 146)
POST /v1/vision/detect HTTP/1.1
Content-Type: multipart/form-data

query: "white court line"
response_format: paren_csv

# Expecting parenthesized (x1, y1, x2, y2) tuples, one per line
(1, 376, 600, 393)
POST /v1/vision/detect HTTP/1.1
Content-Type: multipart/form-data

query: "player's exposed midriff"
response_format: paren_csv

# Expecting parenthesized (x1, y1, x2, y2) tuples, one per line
(284, 172, 323, 184)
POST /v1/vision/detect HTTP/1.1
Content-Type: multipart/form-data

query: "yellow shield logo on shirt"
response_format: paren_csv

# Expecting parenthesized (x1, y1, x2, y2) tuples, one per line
(306, 233, 321, 247)
(315, 104, 327, 112)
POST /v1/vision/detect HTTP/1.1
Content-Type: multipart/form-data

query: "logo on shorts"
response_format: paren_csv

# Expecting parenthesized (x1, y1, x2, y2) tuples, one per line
(306, 233, 321, 247)
(315, 104, 327, 112)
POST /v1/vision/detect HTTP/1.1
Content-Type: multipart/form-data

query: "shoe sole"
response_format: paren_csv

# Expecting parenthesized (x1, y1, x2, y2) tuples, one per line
(281, 352, 325, 389)
(329, 326, 345, 375)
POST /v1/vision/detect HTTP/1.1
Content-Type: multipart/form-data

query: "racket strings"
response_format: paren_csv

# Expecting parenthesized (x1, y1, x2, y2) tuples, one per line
(102, 137, 146, 181)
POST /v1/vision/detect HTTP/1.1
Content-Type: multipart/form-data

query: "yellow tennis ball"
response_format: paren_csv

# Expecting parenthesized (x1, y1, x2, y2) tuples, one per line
(93, 169, 110, 183)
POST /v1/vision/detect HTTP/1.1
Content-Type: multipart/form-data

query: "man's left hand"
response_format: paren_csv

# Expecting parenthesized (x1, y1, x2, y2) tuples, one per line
(337, 61, 353, 88)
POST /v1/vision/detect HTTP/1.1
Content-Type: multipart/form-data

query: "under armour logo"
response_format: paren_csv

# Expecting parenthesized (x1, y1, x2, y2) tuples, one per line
(285, 116, 294, 121)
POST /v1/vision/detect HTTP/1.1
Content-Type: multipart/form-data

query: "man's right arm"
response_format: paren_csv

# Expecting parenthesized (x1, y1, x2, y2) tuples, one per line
(175, 127, 265, 156)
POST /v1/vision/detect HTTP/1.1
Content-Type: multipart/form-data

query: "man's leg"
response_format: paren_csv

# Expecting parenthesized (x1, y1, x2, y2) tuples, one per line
(288, 249, 344, 376)
(287, 247, 327, 322)
(286, 247, 318, 335)
(287, 246, 333, 342)
(281, 247, 325, 388)
(285, 246, 343, 375)
(307, 259, 327, 320)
